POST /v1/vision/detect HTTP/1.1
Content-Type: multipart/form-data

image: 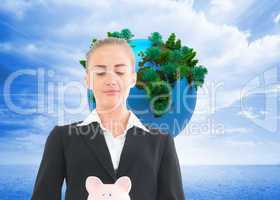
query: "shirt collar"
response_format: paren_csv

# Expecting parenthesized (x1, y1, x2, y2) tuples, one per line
(77, 109, 150, 135)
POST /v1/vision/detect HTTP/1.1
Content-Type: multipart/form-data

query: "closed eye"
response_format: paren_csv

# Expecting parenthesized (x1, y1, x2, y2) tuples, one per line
(96, 72, 125, 76)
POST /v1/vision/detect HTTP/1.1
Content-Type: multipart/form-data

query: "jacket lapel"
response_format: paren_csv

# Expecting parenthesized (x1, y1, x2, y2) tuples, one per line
(79, 122, 148, 181)
(116, 126, 146, 177)
(80, 122, 117, 181)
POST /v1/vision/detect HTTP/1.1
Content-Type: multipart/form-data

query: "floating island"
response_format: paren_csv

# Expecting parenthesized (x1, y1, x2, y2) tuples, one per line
(80, 29, 207, 118)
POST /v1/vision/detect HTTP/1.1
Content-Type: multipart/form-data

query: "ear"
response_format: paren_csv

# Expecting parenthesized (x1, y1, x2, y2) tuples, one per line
(130, 72, 137, 88)
(115, 176, 131, 193)
(85, 176, 103, 193)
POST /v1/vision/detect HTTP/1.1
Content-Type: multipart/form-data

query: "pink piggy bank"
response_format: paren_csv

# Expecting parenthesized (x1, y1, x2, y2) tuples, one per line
(85, 176, 131, 200)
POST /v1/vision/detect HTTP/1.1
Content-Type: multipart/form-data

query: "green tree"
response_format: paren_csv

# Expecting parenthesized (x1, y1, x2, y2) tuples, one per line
(177, 64, 191, 78)
(90, 38, 98, 47)
(175, 39, 181, 49)
(159, 49, 171, 64)
(191, 65, 208, 89)
(146, 80, 171, 117)
(189, 59, 198, 67)
(141, 67, 159, 82)
(165, 33, 176, 49)
(136, 67, 160, 89)
(160, 62, 180, 83)
(149, 32, 163, 46)
(120, 29, 134, 41)
(181, 48, 196, 65)
(107, 28, 134, 41)
(107, 31, 121, 38)
(169, 49, 182, 64)
(145, 47, 161, 63)
(80, 60, 86, 69)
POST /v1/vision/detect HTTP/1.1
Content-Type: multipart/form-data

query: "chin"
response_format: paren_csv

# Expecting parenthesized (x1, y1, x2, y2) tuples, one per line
(103, 101, 124, 109)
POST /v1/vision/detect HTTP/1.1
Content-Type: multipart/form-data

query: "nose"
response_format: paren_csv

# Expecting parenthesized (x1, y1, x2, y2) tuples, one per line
(105, 81, 117, 87)
(105, 76, 118, 87)
(105, 72, 119, 86)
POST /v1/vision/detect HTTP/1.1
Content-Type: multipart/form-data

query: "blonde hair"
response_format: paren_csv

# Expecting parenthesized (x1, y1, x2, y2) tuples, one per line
(86, 37, 135, 72)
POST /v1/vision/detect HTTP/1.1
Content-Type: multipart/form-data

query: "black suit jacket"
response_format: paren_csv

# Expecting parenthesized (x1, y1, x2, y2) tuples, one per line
(31, 121, 185, 200)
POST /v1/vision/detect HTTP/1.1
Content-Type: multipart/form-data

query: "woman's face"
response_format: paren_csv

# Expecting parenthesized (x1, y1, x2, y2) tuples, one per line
(85, 45, 136, 112)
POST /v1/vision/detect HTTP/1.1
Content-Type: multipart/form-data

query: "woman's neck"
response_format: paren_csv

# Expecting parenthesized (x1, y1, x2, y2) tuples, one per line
(96, 106, 130, 137)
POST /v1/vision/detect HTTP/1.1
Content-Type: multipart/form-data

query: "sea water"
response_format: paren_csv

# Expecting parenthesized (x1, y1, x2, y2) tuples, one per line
(0, 165, 279, 200)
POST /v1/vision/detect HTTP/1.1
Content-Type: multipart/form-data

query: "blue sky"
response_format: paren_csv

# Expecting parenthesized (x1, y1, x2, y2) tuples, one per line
(0, 0, 280, 165)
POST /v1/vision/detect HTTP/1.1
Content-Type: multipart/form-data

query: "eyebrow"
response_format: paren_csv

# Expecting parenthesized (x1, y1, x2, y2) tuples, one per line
(93, 64, 128, 68)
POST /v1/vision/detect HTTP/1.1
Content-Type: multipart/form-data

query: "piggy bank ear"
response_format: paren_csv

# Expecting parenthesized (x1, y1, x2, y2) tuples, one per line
(115, 176, 131, 193)
(86, 176, 103, 193)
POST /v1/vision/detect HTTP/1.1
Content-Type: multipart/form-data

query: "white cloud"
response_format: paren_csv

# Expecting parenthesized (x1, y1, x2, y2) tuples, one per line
(15, 133, 47, 151)
(210, 0, 234, 12)
(0, 0, 35, 19)
(0, 41, 84, 67)
(223, 127, 252, 134)
(4, 0, 279, 93)
(0, 42, 13, 51)
(176, 133, 280, 165)
(207, 0, 255, 24)
(237, 106, 259, 120)
(1, 0, 262, 112)
(219, 35, 280, 75)
(274, 13, 280, 24)
(2, 0, 280, 165)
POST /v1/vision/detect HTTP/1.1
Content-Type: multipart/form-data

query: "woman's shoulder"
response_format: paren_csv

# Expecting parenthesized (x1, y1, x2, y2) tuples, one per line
(142, 124, 172, 142)
(45, 121, 85, 148)
(56, 120, 83, 128)
(47, 121, 83, 139)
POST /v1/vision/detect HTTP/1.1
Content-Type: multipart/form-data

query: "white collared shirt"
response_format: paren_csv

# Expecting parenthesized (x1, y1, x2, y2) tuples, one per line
(77, 109, 149, 170)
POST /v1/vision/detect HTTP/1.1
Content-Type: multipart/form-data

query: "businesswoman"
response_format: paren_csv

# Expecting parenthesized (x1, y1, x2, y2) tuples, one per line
(31, 37, 185, 200)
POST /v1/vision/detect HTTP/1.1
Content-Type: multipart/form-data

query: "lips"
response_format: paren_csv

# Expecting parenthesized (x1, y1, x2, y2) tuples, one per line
(104, 90, 120, 93)
(103, 90, 120, 95)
